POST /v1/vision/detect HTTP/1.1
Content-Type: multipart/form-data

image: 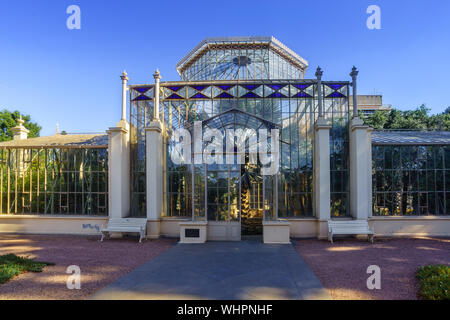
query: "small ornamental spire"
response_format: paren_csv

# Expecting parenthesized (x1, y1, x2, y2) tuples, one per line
(153, 69, 161, 80)
(350, 66, 359, 79)
(153, 69, 162, 120)
(56, 123, 60, 134)
(316, 66, 324, 117)
(12, 114, 29, 140)
(120, 70, 129, 81)
(120, 70, 129, 122)
(315, 66, 323, 80)
(350, 66, 359, 118)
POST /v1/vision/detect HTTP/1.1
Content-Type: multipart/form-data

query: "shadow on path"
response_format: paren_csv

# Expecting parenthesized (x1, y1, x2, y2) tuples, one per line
(90, 240, 330, 300)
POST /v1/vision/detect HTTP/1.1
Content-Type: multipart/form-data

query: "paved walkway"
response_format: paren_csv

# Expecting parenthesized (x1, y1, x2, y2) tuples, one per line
(90, 240, 330, 300)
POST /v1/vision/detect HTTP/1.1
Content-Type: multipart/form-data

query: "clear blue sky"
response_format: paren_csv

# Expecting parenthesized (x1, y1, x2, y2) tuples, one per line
(0, 0, 449, 136)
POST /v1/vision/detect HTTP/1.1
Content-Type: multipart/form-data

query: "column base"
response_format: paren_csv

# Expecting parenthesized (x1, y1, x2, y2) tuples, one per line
(317, 219, 329, 240)
(146, 219, 161, 239)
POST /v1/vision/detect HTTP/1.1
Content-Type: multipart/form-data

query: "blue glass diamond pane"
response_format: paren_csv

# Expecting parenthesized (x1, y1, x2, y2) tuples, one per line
(217, 85, 234, 91)
(242, 84, 259, 91)
(326, 92, 345, 98)
(133, 95, 151, 101)
(191, 85, 208, 91)
(167, 86, 183, 92)
(191, 93, 208, 99)
(293, 92, 312, 98)
(293, 84, 310, 90)
(216, 92, 233, 99)
(268, 92, 287, 98)
(328, 84, 344, 90)
(241, 92, 259, 98)
(268, 84, 285, 91)
(166, 93, 183, 99)
(134, 87, 151, 93)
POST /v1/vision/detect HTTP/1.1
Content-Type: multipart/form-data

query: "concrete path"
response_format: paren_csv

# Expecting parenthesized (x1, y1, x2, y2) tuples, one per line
(90, 240, 331, 300)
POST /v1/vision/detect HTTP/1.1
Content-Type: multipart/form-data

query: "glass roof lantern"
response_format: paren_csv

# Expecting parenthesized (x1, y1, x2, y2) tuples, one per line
(176, 36, 308, 81)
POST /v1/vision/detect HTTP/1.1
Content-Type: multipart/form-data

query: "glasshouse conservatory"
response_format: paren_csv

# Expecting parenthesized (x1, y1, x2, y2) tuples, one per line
(0, 37, 449, 242)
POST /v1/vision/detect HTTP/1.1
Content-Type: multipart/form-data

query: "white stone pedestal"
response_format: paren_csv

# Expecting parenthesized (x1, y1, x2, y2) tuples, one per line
(349, 117, 372, 220)
(179, 221, 208, 244)
(262, 220, 291, 244)
(146, 121, 164, 238)
(107, 122, 130, 220)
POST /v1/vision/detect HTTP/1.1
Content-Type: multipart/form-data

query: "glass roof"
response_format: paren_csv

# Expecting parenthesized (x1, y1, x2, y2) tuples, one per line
(372, 130, 450, 145)
(176, 37, 308, 81)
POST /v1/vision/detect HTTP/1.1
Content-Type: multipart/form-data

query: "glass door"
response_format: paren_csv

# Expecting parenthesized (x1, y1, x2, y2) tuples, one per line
(240, 162, 263, 235)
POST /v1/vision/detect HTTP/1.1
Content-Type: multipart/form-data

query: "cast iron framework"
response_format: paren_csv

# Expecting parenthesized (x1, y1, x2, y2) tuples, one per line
(0, 147, 108, 215)
(129, 80, 351, 218)
(372, 144, 450, 215)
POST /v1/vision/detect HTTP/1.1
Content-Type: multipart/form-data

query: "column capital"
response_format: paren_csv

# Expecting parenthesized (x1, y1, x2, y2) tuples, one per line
(350, 116, 369, 131)
(350, 66, 358, 79)
(107, 126, 128, 134)
(315, 66, 323, 80)
(315, 117, 331, 130)
(120, 70, 129, 81)
(153, 69, 161, 81)
(145, 121, 163, 133)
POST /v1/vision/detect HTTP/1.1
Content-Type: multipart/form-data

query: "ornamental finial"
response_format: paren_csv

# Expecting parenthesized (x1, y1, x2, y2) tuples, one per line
(153, 69, 161, 80)
(315, 66, 323, 80)
(350, 66, 358, 78)
(120, 70, 129, 81)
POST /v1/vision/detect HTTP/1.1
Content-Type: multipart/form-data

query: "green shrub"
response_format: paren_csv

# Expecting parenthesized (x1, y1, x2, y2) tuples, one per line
(0, 254, 53, 284)
(416, 265, 450, 300)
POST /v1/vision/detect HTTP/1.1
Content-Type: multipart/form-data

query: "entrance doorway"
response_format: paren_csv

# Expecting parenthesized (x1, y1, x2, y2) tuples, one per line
(200, 158, 275, 239)
(240, 162, 263, 235)
(193, 108, 279, 240)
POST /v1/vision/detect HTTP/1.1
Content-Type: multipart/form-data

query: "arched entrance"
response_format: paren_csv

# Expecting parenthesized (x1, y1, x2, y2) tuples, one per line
(191, 108, 280, 240)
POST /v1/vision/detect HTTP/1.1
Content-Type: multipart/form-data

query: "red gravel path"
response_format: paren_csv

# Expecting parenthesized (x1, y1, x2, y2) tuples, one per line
(0, 234, 175, 300)
(295, 237, 450, 300)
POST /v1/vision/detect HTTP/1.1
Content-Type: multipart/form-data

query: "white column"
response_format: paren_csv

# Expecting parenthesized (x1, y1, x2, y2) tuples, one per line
(349, 66, 372, 220)
(120, 71, 129, 122)
(349, 118, 372, 220)
(107, 126, 130, 219)
(367, 128, 373, 218)
(145, 121, 164, 237)
(314, 119, 331, 220)
(153, 69, 161, 120)
(314, 118, 331, 239)
(313, 67, 331, 239)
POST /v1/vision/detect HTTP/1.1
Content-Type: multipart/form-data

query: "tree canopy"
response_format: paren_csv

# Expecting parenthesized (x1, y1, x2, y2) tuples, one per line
(361, 105, 450, 131)
(0, 110, 41, 142)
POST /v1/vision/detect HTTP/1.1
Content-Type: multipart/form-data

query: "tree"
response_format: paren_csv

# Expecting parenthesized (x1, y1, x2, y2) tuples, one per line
(359, 110, 388, 129)
(362, 105, 450, 130)
(0, 110, 41, 141)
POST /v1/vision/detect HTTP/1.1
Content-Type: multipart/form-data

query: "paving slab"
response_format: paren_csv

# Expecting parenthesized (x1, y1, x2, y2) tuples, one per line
(90, 240, 331, 300)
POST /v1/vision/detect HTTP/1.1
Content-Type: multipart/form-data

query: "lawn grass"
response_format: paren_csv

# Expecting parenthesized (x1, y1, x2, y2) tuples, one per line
(416, 264, 450, 300)
(0, 253, 54, 284)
